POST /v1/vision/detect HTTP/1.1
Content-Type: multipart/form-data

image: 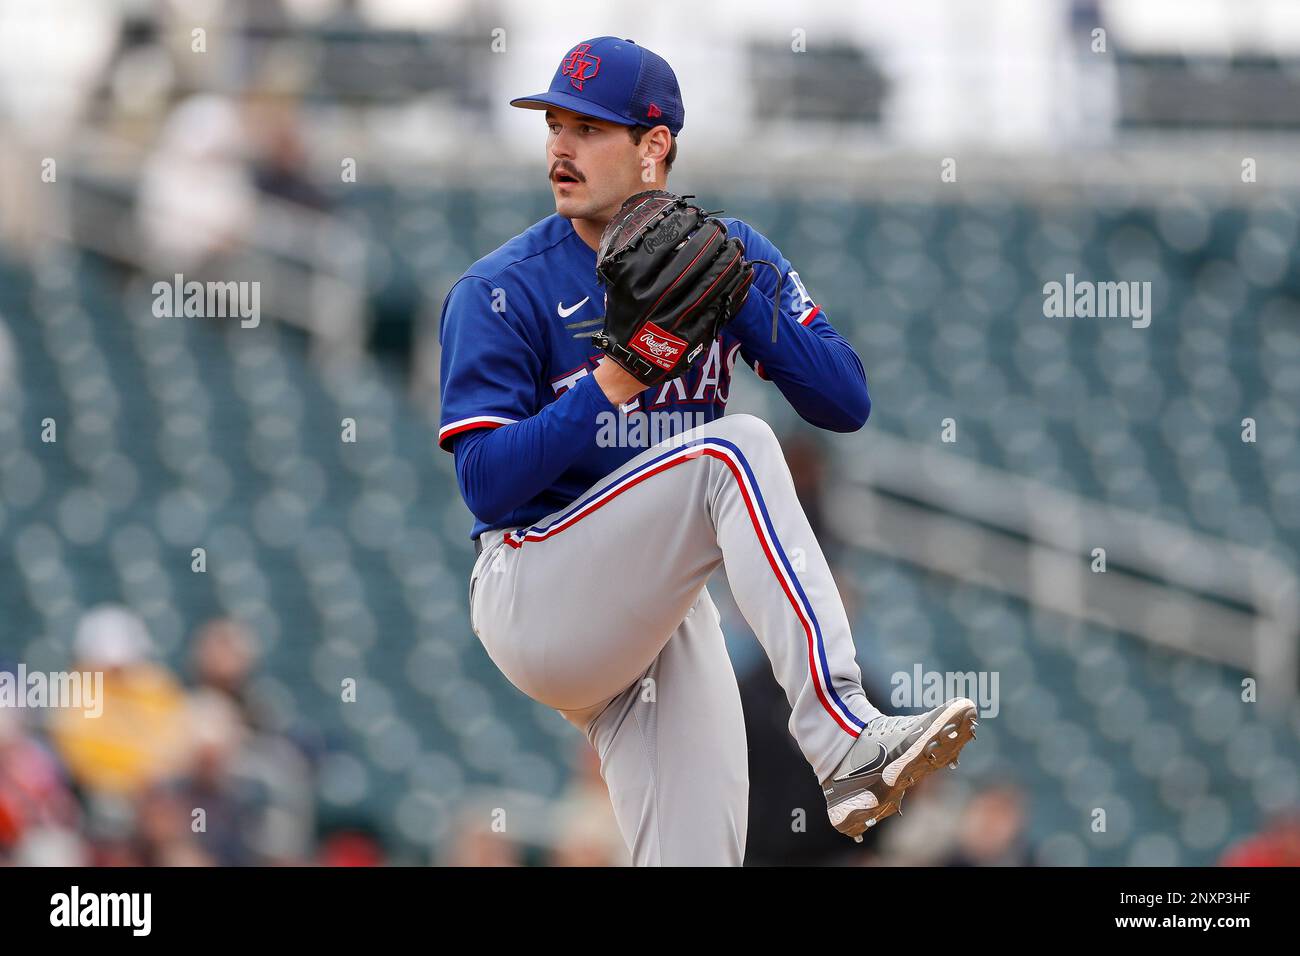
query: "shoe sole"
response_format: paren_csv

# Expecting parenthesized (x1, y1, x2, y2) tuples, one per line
(831, 698, 979, 840)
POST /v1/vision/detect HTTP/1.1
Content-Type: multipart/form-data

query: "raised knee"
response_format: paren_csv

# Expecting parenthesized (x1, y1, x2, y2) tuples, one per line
(713, 413, 779, 451)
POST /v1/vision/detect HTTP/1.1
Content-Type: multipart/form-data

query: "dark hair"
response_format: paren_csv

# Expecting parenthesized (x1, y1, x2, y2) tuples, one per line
(628, 125, 677, 174)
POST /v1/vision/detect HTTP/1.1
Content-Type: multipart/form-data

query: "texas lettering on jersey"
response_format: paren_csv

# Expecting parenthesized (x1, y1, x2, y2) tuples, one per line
(548, 336, 743, 407)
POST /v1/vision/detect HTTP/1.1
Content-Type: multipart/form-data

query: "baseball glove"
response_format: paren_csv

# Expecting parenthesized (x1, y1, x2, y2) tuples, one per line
(591, 190, 755, 388)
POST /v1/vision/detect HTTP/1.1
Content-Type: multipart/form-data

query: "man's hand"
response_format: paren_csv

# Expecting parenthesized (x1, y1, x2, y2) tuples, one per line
(594, 357, 648, 406)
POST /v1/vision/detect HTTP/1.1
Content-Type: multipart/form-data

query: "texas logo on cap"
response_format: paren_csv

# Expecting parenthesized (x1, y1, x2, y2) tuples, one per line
(511, 36, 685, 135)
(562, 43, 601, 90)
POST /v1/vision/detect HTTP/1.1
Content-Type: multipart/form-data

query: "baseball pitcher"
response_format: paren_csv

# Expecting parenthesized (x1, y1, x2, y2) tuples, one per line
(438, 37, 977, 865)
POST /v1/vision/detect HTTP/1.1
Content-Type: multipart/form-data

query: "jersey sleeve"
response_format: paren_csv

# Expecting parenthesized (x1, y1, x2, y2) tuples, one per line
(722, 220, 871, 432)
(437, 275, 545, 452)
(724, 221, 826, 377)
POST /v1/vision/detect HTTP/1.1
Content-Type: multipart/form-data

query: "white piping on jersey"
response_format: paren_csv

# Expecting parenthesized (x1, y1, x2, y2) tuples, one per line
(438, 415, 517, 446)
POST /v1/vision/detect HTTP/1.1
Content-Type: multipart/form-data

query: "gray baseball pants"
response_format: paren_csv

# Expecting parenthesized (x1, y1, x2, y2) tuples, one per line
(467, 413, 879, 865)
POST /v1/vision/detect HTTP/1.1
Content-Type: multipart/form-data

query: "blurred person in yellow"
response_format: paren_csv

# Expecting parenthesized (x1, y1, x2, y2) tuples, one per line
(48, 605, 190, 797)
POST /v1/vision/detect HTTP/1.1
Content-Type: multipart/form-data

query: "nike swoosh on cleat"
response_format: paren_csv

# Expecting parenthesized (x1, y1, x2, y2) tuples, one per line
(557, 297, 590, 318)
(837, 741, 888, 780)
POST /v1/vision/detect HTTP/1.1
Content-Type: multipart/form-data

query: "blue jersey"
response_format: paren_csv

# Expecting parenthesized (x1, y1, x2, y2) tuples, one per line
(438, 213, 870, 539)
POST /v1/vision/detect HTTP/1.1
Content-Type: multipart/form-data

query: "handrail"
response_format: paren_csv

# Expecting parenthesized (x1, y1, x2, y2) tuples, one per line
(832, 428, 1299, 712)
(44, 168, 369, 360)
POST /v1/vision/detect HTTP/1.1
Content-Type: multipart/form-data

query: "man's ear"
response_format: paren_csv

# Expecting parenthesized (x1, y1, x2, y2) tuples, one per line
(646, 125, 672, 164)
(639, 125, 672, 183)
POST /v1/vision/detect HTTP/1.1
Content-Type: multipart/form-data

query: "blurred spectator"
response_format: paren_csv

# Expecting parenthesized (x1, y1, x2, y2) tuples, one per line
(0, 709, 83, 865)
(47, 604, 190, 798)
(782, 431, 830, 545)
(248, 95, 330, 212)
(548, 745, 630, 867)
(441, 810, 525, 867)
(190, 618, 256, 696)
(190, 617, 263, 728)
(942, 781, 1033, 867)
(167, 689, 263, 866)
(131, 781, 214, 867)
(186, 619, 316, 863)
(318, 830, 386, 867)
(9, 824, 88, 867)
(135, 94, 257, 273)
(1219, 809, 1300, 867)
(779, 428, 862, 621)
(876, 773, 966, 866)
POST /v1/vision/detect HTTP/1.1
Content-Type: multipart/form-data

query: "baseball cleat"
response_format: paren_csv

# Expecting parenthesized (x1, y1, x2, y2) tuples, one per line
(822, 697, 979, 842)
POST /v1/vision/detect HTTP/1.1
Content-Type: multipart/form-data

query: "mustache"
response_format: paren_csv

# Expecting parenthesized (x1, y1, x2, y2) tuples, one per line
(550, 162, 585, 182)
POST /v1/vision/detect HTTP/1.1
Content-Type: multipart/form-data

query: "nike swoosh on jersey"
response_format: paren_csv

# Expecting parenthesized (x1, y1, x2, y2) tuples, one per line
(557, 297, 590, 318)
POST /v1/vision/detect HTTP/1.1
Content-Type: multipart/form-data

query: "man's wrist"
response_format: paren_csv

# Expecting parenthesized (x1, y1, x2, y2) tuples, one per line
(594, 358, 646, 406)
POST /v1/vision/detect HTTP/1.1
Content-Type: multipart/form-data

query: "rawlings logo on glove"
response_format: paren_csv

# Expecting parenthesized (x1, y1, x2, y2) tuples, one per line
(631, 324, 688, 369)
(590, 190, 755, 389)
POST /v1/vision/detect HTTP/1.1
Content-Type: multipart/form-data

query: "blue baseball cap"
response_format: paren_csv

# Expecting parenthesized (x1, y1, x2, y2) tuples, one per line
(510, 37, 685, 135)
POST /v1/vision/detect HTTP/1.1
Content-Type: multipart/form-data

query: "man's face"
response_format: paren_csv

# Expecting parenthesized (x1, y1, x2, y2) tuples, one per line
(545, 108, 648, 224)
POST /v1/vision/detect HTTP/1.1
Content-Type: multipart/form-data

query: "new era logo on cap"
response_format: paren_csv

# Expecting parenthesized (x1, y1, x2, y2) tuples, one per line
(510, 37, 685, 135)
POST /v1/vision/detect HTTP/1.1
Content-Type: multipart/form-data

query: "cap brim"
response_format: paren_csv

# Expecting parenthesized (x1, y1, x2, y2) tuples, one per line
(509, 91, 634, 127)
